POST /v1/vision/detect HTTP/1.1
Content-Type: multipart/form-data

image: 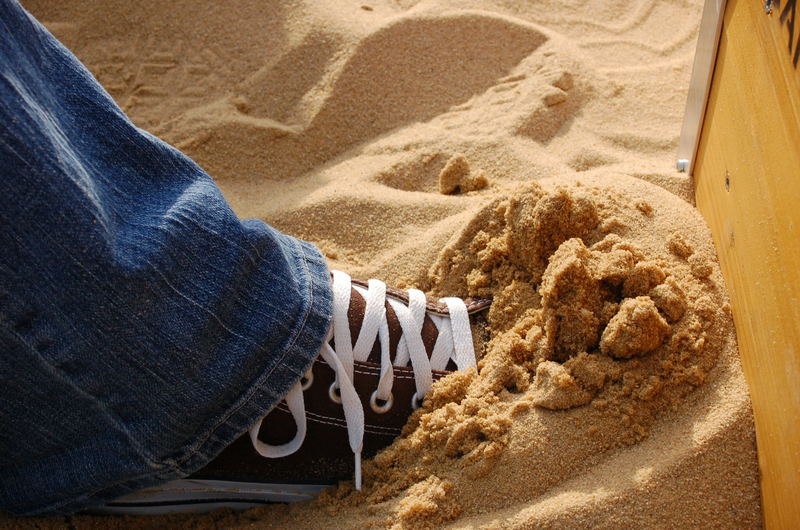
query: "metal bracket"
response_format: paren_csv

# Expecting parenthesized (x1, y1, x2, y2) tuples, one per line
(676, 0, 728, 174)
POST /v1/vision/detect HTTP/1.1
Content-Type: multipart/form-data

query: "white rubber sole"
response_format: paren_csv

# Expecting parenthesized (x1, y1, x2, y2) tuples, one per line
(95, 479, 329, 515)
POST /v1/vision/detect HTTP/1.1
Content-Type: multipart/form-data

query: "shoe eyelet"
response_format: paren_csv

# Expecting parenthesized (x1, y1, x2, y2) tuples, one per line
(411, 392, 423, 411)
(369, 390, 394, 414)
(300, 369, 313, 391)
(328, 381, 342, 404)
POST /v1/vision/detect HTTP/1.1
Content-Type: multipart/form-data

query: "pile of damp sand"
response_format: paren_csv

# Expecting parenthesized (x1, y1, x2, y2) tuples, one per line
(12, 0, 762, 527)
(244, 176, 759, 528)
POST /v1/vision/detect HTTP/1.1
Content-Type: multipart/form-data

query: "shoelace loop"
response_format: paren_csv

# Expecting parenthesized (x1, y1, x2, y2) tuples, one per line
(248, 270, 476, 490)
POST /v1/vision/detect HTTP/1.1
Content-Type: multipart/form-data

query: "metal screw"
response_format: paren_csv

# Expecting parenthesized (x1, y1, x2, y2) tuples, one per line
(765, 0, 772, 14)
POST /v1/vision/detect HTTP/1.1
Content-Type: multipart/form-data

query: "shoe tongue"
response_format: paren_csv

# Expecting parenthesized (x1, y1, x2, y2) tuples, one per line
(345, 287, 440, 366)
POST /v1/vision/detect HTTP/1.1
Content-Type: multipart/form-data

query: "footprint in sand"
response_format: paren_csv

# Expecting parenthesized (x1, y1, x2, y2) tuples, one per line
(157, 12, 564, 184)
(432, 40, 587, 145)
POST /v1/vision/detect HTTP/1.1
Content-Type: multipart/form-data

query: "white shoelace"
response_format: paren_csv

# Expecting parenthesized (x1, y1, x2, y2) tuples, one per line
(247, 270, 476, 490)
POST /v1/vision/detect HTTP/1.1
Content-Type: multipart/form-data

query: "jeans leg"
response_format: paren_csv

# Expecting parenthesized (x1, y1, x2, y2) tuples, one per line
(0, 0, 333, 515)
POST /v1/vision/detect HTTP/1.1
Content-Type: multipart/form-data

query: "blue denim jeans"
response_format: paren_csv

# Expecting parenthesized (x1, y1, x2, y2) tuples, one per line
(0, 0, 333, 515)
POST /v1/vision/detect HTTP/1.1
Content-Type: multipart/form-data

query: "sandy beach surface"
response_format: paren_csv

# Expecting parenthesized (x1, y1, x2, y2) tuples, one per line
(10, 0, 761, 527)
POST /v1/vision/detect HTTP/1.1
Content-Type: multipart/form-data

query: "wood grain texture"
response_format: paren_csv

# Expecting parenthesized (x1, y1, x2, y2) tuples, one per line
(693, 0, 800, 527)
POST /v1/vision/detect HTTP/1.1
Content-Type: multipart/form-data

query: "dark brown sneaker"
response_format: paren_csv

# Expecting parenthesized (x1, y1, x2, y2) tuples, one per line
(102, 270, 490, 514)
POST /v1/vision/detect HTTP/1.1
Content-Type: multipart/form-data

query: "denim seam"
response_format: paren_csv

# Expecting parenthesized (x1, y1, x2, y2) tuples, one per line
(167, 237, 323, 469)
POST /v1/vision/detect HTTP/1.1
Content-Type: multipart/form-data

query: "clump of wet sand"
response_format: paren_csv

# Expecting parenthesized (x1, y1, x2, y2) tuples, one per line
(247, 175, 756, 528)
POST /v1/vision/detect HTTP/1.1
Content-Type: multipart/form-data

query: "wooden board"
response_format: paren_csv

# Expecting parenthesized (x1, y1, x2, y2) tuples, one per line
(692, 0, 800, 527)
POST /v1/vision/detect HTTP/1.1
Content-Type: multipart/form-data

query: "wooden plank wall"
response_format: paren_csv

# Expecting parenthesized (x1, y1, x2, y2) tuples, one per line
(693, 0, 800, 527)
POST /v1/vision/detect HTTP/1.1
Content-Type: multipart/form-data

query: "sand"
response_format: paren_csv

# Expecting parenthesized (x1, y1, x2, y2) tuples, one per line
(11, 0, 761, 527)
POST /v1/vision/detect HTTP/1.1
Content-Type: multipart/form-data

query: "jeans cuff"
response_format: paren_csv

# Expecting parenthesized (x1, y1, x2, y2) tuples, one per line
(47, 237, 333, 515)
(174, 236, 334, 470)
